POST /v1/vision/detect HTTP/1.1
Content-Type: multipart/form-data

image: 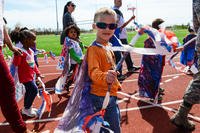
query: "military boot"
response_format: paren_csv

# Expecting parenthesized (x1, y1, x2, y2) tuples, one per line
(170, 103, 195, 131)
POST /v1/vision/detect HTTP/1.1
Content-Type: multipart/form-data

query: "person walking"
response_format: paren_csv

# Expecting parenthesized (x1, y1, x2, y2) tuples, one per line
(0, 1, 33, 132)
(60, 1, 76, 45)
(113, 0, 140, 74)
(170, 0, 200, 131)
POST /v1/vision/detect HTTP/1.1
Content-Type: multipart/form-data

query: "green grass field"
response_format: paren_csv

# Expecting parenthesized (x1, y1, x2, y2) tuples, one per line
(4, 29, 187, 56)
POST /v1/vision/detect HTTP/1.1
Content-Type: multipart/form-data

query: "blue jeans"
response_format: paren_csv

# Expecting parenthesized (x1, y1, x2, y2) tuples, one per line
(23, 81, 38, 109)
(90, 94, 121, 133)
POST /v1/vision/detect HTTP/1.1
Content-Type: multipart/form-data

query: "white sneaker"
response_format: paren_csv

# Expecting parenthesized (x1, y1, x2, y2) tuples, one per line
(22, 107, 38, 117)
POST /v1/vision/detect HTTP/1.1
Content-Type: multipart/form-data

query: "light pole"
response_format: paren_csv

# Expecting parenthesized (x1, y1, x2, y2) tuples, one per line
(55, 0, 59, 34)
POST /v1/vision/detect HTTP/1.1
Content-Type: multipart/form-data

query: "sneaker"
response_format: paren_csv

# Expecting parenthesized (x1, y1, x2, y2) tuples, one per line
(64, 82, 71, 93)
(128, 66, 141, 73)
(36, 80, 40, 87)
(185, 70, 193, 75)
(159, 88, 165, 95)
(117, 75, 126, 80)
(22, 107, 38, 117)
(158, 95, 163, 101)
(150, 95, 163, 102)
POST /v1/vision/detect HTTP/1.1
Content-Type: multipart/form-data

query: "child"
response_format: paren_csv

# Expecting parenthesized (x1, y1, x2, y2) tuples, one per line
(30, 29, 39, 67)
(60, 24, 84, 92)
(55, 7, 121, 133)
(87, 7, 121, 132)
(180, 26, 197, 74)
(12, 28, 41, 117)
(138, 18, 165, 102)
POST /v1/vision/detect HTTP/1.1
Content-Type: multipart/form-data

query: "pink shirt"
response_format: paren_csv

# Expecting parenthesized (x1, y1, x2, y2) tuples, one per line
(13, 49, 40, 83)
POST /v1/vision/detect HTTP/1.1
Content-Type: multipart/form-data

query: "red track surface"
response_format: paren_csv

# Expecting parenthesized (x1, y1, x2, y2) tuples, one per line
(1, 53, 200, 133)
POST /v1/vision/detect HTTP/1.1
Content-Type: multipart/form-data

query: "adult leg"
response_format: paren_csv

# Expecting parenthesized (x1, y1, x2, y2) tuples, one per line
(0, 51, 27, 133)
(114, 51, 122, 75)
(120, 39, 133, 70)
(114, 51, 126, 80)
(170, 74, 200, 130)
(120, 39, 140, 72)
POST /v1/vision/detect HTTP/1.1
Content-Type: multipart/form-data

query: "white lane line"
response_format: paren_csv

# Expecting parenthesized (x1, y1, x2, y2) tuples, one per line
(39, 65, 57, 67)
(164, 79, 172, 83)
(117, 98, 129, 104)
(173, 76, 179, 79)
(121, 73, 183, 84)
(41, 130, 50, 133)
(162, 73, 185, 78)
(120, 100, 184, 112)
(43, 73, 61, 76)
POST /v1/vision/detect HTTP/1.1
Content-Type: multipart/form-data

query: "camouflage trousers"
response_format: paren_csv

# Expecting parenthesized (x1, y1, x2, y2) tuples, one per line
(193, 0, 200, 61)
(183, 72, 200, 104)
(185, 0, 200, 104)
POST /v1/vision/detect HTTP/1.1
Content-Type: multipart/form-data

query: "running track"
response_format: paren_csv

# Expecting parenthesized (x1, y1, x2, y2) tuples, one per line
(0, 53, 200, 133)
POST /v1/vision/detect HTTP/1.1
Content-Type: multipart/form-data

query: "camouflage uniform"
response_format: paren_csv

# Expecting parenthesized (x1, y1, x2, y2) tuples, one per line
(184, 0, 200, 105)
(170, 0, 200, 131)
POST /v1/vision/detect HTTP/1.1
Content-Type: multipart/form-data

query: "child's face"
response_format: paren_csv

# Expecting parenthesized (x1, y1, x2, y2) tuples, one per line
(68, 28, 78, 40)
(25, 34, 36, 48)
(93, 15, 117, 43)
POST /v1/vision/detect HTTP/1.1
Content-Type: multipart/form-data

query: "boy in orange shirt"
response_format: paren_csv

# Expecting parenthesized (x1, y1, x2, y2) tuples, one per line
(87, 7, 121, 132)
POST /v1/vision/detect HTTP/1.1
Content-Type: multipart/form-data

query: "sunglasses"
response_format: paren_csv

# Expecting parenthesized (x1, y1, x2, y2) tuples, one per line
(70, 4, 76, 7)
(96, 22, 117, 30)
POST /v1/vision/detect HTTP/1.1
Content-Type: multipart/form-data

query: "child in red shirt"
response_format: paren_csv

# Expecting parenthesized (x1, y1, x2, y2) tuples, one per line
(12, 28, 41, 117)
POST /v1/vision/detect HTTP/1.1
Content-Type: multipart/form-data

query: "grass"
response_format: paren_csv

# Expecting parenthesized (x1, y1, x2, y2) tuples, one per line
(3, 29, 187, 56)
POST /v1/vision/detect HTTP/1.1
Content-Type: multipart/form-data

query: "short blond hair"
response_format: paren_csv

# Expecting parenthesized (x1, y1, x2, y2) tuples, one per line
(93, 7, 117, 23)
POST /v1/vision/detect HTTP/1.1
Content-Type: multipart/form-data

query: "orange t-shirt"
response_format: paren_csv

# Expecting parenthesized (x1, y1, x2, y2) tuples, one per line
(87, 43, 121, 97)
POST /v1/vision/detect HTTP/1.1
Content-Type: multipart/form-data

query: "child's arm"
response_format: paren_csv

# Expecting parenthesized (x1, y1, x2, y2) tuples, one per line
(175, 46, 184, 52)
(87, 47, 117, 85)
(87, 49, 107, 85)
(33, 65, 41, 77)
(69, 48, 82, 64)
(79, 42, 84, 51)
(120, 16, 135, 30)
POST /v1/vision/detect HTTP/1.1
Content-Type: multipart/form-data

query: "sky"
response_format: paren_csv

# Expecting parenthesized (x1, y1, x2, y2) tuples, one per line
(4, 0, 192, 30)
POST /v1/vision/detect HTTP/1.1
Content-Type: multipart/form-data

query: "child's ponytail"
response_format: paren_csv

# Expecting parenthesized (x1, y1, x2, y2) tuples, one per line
(10, 28, 20, 44)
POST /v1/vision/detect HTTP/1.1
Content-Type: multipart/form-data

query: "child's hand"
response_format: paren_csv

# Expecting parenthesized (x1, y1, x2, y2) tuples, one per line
(175, 46, 184, 52)
(84, 46, 89, 49)
(131, 15, 135, 20)
(138, 27, 145, 35)
(106, 70, 117, 84)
